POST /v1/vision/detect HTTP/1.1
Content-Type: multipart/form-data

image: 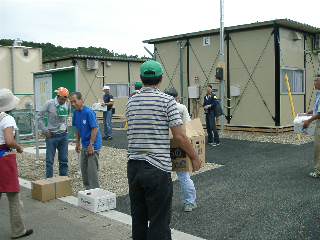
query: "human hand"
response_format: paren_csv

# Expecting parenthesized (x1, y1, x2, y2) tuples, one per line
(87, 144, 94, 156)
(75, 142, 81, 153)
(303, 120, 311, 129)
(191, 156, 201, 172)
(44, 131, 51, 139)
(204, 105, 210, 110)
(16, 145, 23, 153)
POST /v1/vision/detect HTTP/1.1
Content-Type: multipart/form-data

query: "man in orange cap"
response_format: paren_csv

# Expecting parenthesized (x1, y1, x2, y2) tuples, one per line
(38, 87, 71, 178)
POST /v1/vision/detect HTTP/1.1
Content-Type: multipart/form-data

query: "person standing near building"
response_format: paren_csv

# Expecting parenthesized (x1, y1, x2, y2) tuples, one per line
(102, 86, 114, 140)
(130, 81, 143, 97)
(204, 84, 220, 146)
(126, 60, 201, 240)
(0, 88, 33, 239)
(164, 87, 198, 212)
(38, 87, 70, 178)
(71, 92, 102, 190)
(303, 74, 320, 178)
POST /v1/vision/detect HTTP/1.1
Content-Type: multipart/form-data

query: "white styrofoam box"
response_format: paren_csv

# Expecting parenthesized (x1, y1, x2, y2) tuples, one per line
(188, 86, 200, 99)
(91, 103, 108, 112)
(293, 114, 315, 136)
(78, 188, 116, 213)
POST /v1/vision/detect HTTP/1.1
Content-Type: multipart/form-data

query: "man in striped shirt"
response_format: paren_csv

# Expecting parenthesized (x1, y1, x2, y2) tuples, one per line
(126, 60, 201, 240)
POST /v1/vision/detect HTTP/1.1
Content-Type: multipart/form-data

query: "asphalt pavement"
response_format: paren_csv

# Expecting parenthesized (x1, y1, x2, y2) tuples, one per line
(108, 130, 320, 240)
(0, 187, 131, 240)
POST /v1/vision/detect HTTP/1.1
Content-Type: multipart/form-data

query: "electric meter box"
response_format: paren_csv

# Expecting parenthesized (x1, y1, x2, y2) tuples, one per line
(230, 85, 240, 97)
(188, 86, 200, 99)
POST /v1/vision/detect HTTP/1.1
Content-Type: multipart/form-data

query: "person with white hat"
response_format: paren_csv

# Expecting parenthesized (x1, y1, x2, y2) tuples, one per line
(101, 85, 114, 140)
(38, 87, 71, 178)
(0, 88, 33, 239)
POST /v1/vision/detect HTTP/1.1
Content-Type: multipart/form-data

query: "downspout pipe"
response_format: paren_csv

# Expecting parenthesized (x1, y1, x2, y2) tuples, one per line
(273, 24, 281, 126)
(303, 33, 306, 112)
(10, 47, 16, 94)
(179, 41, 184, 104)
(226, 32, 231, 124)
(186, 39, 191, 113)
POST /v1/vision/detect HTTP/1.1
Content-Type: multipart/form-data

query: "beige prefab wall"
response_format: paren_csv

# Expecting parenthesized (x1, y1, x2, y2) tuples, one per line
(44, 59, 142, 116)
(228, 28, 276, 127)
(279, 28, 305, 126)
(0, 46, 42, 109)
(187, 35, 221, 124)
(154, 35, 221, 124)
(154, 41, 183, 95)
(0, 46, 42, 94)
(155, 28, 276, 127)
(305, 35, 320, 113)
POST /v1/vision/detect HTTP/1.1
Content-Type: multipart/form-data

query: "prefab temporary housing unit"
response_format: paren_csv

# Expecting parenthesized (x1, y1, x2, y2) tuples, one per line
(43, 55, 145, 115)
(144, 19, 320, 128)
(0, 44, 42, 108)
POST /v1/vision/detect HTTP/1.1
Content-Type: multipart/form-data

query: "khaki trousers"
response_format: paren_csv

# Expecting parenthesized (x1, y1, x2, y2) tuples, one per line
(314, 121, 320, 173)
(0, 192, 26, 238)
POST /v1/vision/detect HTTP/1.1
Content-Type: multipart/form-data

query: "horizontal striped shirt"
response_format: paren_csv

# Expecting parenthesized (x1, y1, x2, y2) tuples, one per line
(126, 87, 183, 172)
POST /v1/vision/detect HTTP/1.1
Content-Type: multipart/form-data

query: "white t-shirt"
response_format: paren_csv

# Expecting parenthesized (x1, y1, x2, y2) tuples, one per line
(0, 113, 17, 145)
(176, 102, 191, 124)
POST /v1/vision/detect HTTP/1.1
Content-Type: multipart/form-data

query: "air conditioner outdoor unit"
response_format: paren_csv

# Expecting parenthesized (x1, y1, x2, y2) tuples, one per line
(313, 34, 320, 52)
(86, 59, 99, 70)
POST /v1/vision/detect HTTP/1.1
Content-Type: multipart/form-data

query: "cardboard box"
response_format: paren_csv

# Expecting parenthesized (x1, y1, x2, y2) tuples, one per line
(293, 114, 315, 136)
(31, 179, 55, 202)
(31, 176, 72, 202)
(170, 118, 206, 172)
(78, 188, 116, 213)
(51, 176, 73, 198)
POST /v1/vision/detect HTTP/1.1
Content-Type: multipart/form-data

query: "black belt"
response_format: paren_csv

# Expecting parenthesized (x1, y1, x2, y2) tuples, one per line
(50, 131, 67, 137)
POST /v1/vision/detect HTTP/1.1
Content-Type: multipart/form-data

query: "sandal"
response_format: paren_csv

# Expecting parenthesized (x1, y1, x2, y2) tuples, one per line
(11, 229, 33, 239)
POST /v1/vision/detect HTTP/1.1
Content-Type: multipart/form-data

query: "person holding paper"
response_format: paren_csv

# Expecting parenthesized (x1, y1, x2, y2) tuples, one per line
(102, 86, 114, 140)
(303, 74, 320, 178)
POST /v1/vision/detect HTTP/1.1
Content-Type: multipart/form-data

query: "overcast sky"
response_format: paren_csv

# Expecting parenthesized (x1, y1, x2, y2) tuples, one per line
(1, 0, 319, 57)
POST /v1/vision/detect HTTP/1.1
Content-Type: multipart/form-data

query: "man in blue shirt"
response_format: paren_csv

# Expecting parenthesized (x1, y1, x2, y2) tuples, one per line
(71, 92, 102, 189)
(102, 86, 114, 140)
(304, 74, 320, 178)
(203, 84, 220, 146)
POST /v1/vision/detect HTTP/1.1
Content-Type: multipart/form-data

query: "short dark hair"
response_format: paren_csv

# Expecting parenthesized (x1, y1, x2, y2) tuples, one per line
(208, 84, 213, 89)
(140, 75, 162, 86)
(164, 88, 178, 98)
(71, 92, 83, 100)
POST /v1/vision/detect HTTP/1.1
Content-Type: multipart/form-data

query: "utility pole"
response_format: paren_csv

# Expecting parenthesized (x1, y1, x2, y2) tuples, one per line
(219, 0, 225, 131)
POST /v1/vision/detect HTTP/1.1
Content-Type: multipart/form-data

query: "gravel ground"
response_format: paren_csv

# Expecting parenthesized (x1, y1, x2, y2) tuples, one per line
(17, 145, 221, 197)
(220, 131, 313, 145)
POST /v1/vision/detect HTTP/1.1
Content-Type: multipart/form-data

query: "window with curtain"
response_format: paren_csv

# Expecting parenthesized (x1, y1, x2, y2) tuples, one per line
(108, 84, 129, 98)
(280, 68, 305, 94)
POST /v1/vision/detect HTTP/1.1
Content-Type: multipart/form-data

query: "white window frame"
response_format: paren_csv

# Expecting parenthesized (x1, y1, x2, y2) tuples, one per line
(108, 83, 129, 98)
(280, 67, 305, 95)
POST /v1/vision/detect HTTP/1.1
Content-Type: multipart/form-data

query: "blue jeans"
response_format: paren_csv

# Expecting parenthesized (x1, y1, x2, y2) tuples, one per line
(176, 172, 196, 205)
(45, 133, 68, 178)
(103, 110, 112, 138)
(205, 112, 220, 144)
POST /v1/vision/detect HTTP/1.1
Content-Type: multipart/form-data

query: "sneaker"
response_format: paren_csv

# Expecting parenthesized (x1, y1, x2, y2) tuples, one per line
(107, 137, 113, 140)
(210, 142, 220, 147)
(309, 171, 320, 178)
(184, 203, 197, 212)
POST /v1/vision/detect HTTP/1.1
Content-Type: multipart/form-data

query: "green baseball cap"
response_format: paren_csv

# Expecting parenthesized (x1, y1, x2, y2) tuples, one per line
(140, 60, 164, 79)
(134, 81, 143, 89)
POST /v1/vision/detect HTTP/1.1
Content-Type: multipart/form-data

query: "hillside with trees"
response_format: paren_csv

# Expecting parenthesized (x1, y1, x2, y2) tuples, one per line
(0, 39, 140, 61)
